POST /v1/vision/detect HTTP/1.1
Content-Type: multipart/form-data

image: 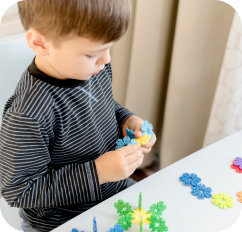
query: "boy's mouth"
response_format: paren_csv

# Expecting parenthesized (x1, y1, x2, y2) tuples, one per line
(92, 69, 103, 75)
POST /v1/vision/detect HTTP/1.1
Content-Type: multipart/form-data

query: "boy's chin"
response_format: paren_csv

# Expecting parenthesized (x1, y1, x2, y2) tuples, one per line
(71, 75, 92, 81)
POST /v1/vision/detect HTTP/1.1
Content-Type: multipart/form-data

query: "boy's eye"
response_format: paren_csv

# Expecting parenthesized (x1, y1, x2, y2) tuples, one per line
(86, 54, 98, 59)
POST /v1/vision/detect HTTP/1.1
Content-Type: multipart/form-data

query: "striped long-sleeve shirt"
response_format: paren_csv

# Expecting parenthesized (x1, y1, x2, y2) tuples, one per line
(0, 58, 135, 232)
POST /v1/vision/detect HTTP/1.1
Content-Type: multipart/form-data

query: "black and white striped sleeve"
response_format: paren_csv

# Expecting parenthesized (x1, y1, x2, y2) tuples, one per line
(0, 112, 101, 208)
(113, 100, 136, 128)
(105, 62, 136, 127)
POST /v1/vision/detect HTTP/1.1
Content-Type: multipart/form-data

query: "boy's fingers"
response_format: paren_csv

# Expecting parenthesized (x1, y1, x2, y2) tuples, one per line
(125, 148, 143, 164)
(134, 130, 142, 138)
(141, 134, 157, 149)
(119, 144, 139, 156)
(141, 147, 151, 154)
(127, 153, 144, 171)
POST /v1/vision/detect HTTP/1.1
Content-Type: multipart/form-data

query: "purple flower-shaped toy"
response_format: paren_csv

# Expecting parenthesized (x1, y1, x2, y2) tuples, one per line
(179, 173, 201, 187)
(234, 157, 242, 169)
(191, 184, 212, 199)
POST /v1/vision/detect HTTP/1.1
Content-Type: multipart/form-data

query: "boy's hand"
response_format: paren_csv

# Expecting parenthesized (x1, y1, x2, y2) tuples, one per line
(95, 145, 143, 185)
(122, 115, 157, 154)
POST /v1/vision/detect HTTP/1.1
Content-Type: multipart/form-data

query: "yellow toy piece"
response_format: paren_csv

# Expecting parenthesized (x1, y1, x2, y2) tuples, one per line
(134, 134, 151, 146)
(131, 208, 152, 226)
(212, 193, 234, 209)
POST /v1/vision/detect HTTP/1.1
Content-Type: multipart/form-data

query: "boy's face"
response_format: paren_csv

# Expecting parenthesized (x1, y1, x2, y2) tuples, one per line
(41, 36, 114, 80)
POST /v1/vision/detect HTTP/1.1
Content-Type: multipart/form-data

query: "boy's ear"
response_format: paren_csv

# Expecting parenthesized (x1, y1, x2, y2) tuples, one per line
(26, 29, 49, 56)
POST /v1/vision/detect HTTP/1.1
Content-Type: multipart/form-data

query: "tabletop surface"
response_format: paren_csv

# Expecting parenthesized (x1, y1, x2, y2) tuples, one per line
(52, 130, 242, 232)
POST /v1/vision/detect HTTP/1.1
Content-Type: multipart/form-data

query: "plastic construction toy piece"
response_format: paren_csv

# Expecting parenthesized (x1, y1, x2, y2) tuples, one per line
(148, 214, 169, 232)
(126, 128, 138, 139)
(237, 191, 242, 203)
(179, 173, 201, 186)
(71, 229, 81, 232)
(139, 192, 142, 211)
(131, 208, 152, 226)
(115, 137, 138, 150)
(116, 120, 154, 150)
(234, 157, 242, 169)
(107, 224, 124, 232)
(117, 213, 134, 230)
(134, 134, 151, 146)
(231, 160, 242, 173)
(212, 193, 234, 209)
(114, 199, 134, 216)
(71, 218, 124, 232)
(147, 201, 166, 218)
(114, 193, 168, 232)
(191, 184, 212, 200)
(140, 218, 144, 232)
(93, 217, 97, 232)
(141, 120, 154, 141)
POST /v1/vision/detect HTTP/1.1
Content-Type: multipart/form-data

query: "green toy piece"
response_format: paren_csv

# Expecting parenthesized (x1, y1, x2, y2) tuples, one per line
(114, 199, 134, 216)
(140, 217, 143, 232)
(148, 214, 168, 232)
(147, 201, 166, 218)
(139, 192, 142, 211)
(117, 213, 134, 230)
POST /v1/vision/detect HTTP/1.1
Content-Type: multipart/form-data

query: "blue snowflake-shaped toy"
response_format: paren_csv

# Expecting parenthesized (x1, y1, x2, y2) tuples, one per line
(126, 128, 138, 139)
(179, 173, 201, 187)
(141, 120, 154, 141)
(191, 184, 212, 199)
(107, 224, 124, 232)
(129, 139, 139, 145)
(115, 137, 138, 150)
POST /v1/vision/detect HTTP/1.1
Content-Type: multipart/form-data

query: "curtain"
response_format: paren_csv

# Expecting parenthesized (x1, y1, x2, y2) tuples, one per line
(0, 1, 236, 171)
(203, 12, 242, 147)
(111, 0, 235, 168)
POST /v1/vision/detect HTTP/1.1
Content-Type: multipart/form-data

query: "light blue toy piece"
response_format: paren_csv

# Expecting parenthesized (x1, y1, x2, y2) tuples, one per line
(115, 137, 130, 150)
(141, 120, 154, 141)
(128, 139, 139, 146)
(115, 137, 138, 150)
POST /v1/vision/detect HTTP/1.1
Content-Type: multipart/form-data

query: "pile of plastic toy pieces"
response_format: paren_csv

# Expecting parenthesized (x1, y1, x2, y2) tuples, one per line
(115, 120, 154, 150)
(70, 192, 169, 232)
(114, 192, 169, 232)
(231, 157, 242, 173)
(179, 172, 236, 209)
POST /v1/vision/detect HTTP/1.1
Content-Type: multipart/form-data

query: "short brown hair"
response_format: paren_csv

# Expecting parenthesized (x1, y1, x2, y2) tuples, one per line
(18, 0, 132, 46)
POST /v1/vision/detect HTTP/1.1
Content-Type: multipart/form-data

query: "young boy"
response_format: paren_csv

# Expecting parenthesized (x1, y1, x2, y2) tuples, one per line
(0, 0, 156, 231)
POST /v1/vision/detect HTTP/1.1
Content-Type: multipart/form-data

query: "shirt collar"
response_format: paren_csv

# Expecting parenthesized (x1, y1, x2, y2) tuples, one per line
(28, 57, 89, 88)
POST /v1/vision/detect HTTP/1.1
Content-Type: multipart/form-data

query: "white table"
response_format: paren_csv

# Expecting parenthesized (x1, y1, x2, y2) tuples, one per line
(52, 131, 242, 232)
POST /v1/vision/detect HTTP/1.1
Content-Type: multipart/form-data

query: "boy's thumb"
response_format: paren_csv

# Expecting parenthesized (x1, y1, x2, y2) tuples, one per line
(134, 130, 142, 138)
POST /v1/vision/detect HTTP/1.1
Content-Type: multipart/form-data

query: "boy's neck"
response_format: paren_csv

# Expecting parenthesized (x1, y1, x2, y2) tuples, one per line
(35, 55, 69, 80)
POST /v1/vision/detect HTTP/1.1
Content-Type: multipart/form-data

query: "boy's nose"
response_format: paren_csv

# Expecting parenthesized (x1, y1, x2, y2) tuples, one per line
(97, 52, 111, 65)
